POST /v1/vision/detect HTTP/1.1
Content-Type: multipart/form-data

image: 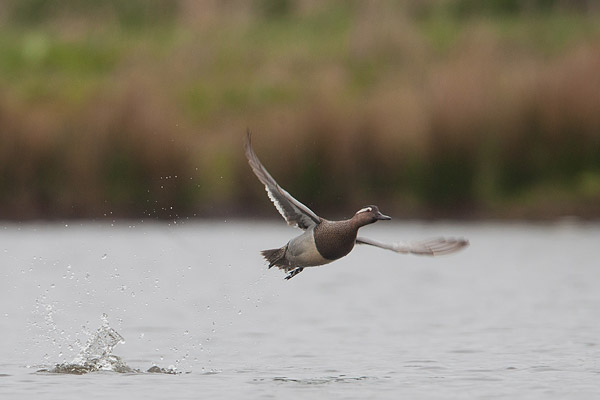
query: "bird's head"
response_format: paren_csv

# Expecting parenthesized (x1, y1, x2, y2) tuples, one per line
(353, 205, 391, 226)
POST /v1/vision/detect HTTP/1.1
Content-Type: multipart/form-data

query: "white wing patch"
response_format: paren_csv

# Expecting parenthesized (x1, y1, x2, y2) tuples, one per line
(265, 187, 294, 226)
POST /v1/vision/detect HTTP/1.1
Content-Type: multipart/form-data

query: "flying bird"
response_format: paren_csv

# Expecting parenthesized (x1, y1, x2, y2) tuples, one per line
(244, 131, 468, 279)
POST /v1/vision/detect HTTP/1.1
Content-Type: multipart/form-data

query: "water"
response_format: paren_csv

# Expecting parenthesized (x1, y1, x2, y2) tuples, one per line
(1, 220, 599, 399)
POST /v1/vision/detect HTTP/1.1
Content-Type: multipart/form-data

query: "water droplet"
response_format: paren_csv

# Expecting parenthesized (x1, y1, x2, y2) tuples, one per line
(184, 330, 189, 335)
(50, 284, 56, 289)
(101, 254, 107, 260)
(238, 310, 242, 315)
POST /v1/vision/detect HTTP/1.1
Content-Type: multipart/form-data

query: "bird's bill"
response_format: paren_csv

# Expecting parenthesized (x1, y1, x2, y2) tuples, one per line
(375, 211, 391, 220)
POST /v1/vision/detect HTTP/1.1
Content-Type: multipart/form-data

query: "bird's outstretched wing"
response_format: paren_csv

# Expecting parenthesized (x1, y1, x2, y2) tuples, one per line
(356, 236, 469, 256)
(245, 131, 321, 230)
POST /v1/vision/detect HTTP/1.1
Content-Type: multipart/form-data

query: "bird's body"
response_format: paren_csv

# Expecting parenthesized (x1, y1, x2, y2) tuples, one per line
(262, 225, 332, 270)
(261, 211, 387, 278)
(244, 131, 468, 279)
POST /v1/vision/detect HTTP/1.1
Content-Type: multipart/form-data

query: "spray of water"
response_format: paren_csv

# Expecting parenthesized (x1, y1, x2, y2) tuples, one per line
(39, 314, 178, 375)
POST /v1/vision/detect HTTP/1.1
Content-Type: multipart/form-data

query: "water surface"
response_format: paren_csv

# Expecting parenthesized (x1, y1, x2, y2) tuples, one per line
(1, 221, 599, 399)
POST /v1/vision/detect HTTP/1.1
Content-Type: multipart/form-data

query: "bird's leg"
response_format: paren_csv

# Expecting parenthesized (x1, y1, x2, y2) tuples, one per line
(284, 267, 304, 280)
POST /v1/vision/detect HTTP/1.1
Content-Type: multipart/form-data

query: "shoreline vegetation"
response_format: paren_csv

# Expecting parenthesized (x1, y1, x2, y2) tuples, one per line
(1, 1, 600, 221)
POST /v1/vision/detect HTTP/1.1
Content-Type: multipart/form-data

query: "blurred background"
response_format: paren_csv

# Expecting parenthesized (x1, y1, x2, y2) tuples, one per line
(1, 0, 599, 221)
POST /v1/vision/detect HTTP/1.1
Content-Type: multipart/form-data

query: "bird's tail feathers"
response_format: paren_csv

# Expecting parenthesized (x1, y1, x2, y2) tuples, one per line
(261, 247, 286, 269)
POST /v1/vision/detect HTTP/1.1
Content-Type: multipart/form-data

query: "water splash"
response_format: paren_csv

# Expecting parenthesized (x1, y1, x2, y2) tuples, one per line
(38, 316, 179, 375)
(46, 354, 135, 375)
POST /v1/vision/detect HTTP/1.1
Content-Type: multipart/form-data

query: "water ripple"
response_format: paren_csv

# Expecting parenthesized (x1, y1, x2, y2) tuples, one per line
(254, 375, 376, 385)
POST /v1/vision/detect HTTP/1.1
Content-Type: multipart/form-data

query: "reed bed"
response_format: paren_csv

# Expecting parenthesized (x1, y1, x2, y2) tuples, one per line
(1, 1, 599, 220)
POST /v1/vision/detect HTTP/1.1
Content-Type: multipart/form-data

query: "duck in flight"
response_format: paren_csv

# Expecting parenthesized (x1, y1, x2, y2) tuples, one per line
(244, 131, 468, 280)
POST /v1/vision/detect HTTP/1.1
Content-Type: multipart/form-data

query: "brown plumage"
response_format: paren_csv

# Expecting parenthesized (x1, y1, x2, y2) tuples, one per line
(245, 131, 468, 279)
